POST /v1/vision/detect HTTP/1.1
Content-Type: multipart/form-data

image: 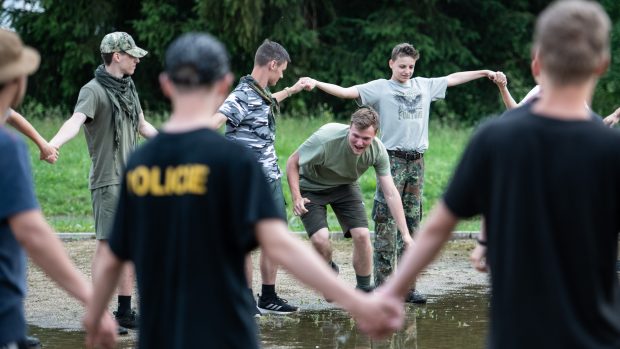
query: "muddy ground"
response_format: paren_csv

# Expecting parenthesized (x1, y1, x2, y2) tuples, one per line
(25, 238, 489, 342)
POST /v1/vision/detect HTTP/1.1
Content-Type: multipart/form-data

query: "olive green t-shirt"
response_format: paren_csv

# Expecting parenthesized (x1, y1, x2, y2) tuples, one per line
(298, 123, 390, 191)
(74, 79, 141, 190)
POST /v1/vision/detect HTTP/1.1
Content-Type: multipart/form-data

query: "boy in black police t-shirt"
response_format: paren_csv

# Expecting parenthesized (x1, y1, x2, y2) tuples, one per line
(379, 1, 620, 349)
(82, 33, 405, 349)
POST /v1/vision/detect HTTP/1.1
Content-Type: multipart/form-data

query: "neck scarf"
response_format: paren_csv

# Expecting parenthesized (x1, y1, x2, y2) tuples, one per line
(241, 75, 279, 132)
(94, 65, 140, 170)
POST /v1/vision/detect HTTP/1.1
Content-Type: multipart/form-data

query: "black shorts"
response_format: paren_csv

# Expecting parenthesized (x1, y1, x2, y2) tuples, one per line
(300, 184, 368, 238)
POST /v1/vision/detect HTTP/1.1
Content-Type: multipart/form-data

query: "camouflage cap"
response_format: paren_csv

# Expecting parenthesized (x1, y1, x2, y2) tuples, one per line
(0, 29, 40, 83)
(100, 32, 147, 58)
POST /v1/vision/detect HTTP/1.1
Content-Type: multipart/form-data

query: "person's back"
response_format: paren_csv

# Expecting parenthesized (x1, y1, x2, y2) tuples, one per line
(449, 103, 620, 347)
(111, 129, 264, 348)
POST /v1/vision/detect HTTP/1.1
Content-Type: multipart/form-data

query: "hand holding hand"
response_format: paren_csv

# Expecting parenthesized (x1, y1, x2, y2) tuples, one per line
(40, 143, 59, 164)
(300, 77, 317, 91)
(83, 311, 118, 349)
(469, 244, 488, 273)
(354, 290, 404, 340)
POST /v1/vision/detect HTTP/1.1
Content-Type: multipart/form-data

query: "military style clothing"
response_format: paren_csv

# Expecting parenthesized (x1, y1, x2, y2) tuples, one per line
(297, 123, 390, 191)
(219, 75, 281, 183)
(373, 155, 424, 286)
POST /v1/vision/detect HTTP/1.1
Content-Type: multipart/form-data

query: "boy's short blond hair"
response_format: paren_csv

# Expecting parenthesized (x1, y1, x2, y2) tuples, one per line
(534, 0, 610, 85)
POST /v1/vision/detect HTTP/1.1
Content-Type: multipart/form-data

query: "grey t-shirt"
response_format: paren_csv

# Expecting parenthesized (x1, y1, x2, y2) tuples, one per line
(356, 77, 448, 152)
(74, 79, 141, 190)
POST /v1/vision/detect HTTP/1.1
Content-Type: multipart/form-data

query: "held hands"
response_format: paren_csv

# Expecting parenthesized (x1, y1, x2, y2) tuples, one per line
(293, 197, 310, 216)
(603, 107, 620, 127)
(491, 71, 507, 87)
(469, 244, 488, 273)
(299, 77, 317, 91)
(83, 311, 118, 349)
(40, 142, 59, 164)
(353, 290, 404, 339)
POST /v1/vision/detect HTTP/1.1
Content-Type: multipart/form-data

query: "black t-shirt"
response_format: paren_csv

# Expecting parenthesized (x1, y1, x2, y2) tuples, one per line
(444, 104, 620, 349)
(109, 128, 284, 349)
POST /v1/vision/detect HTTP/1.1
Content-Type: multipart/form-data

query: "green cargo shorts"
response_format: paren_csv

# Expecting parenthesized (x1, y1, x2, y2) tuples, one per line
(91, 184, 120, 240)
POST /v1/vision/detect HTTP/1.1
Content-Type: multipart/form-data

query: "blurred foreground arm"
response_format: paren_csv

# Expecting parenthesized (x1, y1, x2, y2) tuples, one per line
(6, 109, 58, 163)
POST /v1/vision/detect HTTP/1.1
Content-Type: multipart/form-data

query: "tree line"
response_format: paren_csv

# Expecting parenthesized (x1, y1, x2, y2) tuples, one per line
(6, 0, 620, 123)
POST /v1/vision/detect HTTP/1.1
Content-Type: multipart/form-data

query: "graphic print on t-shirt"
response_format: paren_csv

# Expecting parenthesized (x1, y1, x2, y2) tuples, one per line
(126, 164, 210, 196)
(394, 90, 423, 120)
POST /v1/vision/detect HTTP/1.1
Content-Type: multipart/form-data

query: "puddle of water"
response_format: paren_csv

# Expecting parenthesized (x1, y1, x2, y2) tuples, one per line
(27, 286, 489, 349)
(259, 285, 489, 349)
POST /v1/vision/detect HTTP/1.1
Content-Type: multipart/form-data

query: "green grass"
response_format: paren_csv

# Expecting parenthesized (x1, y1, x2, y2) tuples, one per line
(20, 111, 481, 232)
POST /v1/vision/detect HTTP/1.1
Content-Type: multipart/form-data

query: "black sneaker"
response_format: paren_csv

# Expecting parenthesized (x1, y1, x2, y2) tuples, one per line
(114, 309, 138, 329)
(26, 336, 41, 348)
(118, 326, 129, 335)
(258, 294, 299, 315)
(330, 261, 340, 275)
(251, 294, 261, 318)
(356, 284, 375, 293)
(405, 289, 427, 304)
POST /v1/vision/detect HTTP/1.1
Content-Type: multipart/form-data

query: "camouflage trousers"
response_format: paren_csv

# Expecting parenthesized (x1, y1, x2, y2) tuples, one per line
(372, 154, 424, 286)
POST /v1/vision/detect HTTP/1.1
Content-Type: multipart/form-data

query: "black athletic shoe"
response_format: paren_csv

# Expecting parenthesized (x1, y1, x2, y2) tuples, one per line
(356, 284, 375, 293)
(258, 294, 299, 315)
(405, 289, 427, 304)
(118, 325, 129, 335)
(114, 309, 138, 329)
(251, 295, 261, 318)
(26, 336, 41, 348)
(330, 261, 340, 275)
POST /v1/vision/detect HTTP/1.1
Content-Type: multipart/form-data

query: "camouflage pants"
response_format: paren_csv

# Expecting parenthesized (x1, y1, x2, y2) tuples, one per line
(372, 154, 424, 286)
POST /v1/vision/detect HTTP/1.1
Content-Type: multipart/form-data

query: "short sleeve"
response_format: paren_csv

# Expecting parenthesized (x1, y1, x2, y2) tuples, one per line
(297, 132, 325, 168)
(218, 90, 249, 128)
(74, 86, 98, 120)
(0, 133, 38, 221)
(355, 79, 385, 106)
(373, 141, 391, 176)
(443, 126, 489, 218)
(426, 77, 448, 101)
(108, 172, 132, 261)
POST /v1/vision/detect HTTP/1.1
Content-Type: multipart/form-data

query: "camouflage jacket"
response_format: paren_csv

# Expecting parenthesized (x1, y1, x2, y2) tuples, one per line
(219, 75, 281, 182)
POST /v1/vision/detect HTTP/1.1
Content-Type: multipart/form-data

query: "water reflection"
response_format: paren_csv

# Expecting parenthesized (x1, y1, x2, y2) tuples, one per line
(27, 285, 488, 348)
(259, 285, 489, 349)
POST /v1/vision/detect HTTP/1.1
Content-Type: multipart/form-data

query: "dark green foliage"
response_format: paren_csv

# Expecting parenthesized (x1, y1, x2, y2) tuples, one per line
(6, 0, 620, 122)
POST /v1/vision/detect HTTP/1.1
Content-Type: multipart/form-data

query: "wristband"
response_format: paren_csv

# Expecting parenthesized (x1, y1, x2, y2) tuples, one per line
(476, 237, 487, 246)
(285, 87, 291, 97)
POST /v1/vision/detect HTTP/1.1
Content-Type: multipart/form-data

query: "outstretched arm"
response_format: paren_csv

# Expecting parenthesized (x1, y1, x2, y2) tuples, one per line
(272, 78, 307, 103)
(446, 70, 496, 87)
(49, 112, 87, 150)
(6, 109, 58, 163)
(257, 219, 404, 338)
(138, 112, 158, 139)
(302, 78, 360, 99)
(492, 72, 518, 110)
(377, 175, 413, 248)
(603, 106, 620, 127)
(379, 201, 458, 298)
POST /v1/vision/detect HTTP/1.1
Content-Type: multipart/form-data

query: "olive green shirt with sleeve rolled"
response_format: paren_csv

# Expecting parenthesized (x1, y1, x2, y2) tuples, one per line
(298, 123, 390, 191)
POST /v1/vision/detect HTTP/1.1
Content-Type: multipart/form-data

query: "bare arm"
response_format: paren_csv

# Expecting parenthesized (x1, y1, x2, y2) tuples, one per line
(83, 243, 123, 348)
(6, 109, 58, 163)
(138, 112, 158, 139)
(377, 175, 413, 247)
(211, 112, 229, 130)
(492, 72, 518, 110)
(10, 210, 92, 303)
(286, 151, 310, 216)
(446, 70, 495, 87)
(49, 112, 87, 149)
(303, 78, 360, 99)
(272, 78, 306, 103)
(469, 218, 488, 272)
(379, 201, 458, 298)
(257, 219, 403, 338)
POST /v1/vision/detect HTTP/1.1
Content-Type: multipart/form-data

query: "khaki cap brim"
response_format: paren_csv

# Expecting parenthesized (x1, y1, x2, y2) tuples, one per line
(125, 47, 148, 58)
(0, 46, 40, 83)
